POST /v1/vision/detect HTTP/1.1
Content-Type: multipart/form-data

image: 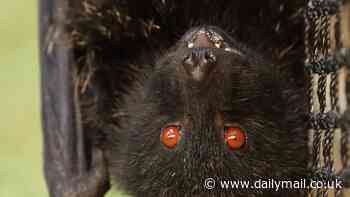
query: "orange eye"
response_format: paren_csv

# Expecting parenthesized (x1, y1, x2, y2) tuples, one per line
(161, 126, 181, 149)
(224, 127, 246, 150)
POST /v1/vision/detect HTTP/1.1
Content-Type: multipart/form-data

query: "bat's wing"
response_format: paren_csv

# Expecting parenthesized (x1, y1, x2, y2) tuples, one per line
(39, 0, 168, 196)
(39, 0, 109, 196)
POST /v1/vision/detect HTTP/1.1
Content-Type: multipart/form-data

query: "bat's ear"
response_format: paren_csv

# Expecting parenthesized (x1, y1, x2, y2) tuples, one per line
(76, 148, 110, 197)
(61, 148, 110, 197)
(90, 148, 109, 180)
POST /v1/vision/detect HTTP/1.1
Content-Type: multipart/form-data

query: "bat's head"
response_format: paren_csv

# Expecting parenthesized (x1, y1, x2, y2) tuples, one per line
(112, 26, 308, 196)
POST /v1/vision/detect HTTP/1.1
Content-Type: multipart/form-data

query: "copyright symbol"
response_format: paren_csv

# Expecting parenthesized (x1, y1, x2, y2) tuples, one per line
(204, 178, 216, 190)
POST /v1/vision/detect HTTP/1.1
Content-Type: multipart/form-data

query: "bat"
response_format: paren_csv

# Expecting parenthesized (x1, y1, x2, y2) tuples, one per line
(39, 0, 311, 196)
(106, 25, 309, 197)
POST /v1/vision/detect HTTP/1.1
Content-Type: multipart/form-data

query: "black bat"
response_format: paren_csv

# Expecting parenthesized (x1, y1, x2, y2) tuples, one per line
(106, 25, 309, 197)
(39, 0, 309, 197)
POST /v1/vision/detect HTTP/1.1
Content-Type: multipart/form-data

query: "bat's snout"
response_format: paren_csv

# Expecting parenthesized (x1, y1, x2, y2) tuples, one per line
(183, 26, 244, 56)
(185, 27, 225, 49)
(182, 48, 216, 81)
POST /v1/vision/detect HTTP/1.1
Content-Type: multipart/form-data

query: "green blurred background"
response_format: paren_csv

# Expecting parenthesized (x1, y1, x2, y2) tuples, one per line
(0, 0, 46, 196)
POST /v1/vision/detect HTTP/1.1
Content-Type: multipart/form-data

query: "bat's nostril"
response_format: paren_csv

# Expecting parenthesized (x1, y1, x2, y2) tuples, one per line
(182, 49, 216, 81)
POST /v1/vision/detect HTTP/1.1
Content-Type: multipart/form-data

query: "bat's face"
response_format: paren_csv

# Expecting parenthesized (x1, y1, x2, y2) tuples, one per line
(111, 26, 308, 197)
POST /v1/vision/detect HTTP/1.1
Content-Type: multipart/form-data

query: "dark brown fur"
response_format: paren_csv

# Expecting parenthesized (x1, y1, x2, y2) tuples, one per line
(103, 25, 309, 197)
(67, 0, 310, 196)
